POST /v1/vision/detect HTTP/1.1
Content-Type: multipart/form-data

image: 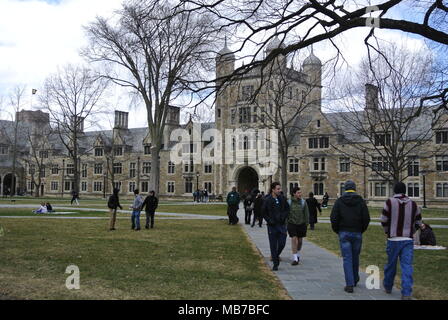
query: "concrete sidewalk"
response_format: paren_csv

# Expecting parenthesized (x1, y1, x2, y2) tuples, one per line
(237, 206, 401, 300)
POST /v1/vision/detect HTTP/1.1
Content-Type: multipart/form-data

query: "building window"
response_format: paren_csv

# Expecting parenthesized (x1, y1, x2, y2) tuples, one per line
(260, 107, 265, 123)
(51, 165, 59, 175)
(184, 160, 194, 173)
(94, 163, 103, 175)
(27, 181, 34, 191)
(167, 182, 175, 193)
(436, 155, 448, 171)
(144, 144, 151, 155)
(372, 157, 389, 172)
(252, 106, 257, 123)
(239, 107, 251, 124)
(436, 183, 448, 198)
(94, 148, 103, 157)
(129, 163, 136, 178)
(65, 181, 73, 191)
(129, 181, 136, 193)
(204, 182, 212, 193)
(50, 181, 58, 191)
(93, 181, 103, 192)
(66, 164, 74, 175)
(317, 120, 321, 128)
(143, 162, 151, 174)
(113, 162, 122, 174)
(289, 158, 299, 173)
(114, 146, 123, 156)
(241, 85, 254, 100)
(289, 182, 299, 196)
(168, 161, 175, 174)
(185, 180, 193, 193)
(374, 133, 391, 147)
(407, 157, 419, 177)
(0, 145, 9, 155)
(436, 130, 448, 144)
(39, 166, 46, 178)
(29, 164, 35, 175)
(141, 181, 149, 193)
(39, 150, 48, 158)
(81, 164, 88, 178)
(339, 157, 351, 172)
(407, 183, 420, 198)
(374, 182, 387, 197)
(308, 136, 329, 149)
(217, 108, 221, 118)
(287, 86, 293, 99)
(313, 183, 324, 196)
(81, 181, 88, 192)
(204, 163, 213, 174)
(114, 181, 121, 191)
(312, 158, 326, 171)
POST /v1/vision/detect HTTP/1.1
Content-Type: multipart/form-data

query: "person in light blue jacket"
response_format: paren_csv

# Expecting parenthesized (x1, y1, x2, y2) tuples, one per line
(131, 189, 144, 231)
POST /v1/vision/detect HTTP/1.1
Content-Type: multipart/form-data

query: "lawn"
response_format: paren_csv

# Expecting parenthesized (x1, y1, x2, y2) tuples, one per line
(306, 223, 448, 300)
(0, 218, 288, 300)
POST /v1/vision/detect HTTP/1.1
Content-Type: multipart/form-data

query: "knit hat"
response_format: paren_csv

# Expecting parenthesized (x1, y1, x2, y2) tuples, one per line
(344, 180, 356, 191)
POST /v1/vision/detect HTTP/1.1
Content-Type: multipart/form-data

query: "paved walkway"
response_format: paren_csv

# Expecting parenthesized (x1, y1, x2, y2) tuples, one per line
(237, 206, 401, 300)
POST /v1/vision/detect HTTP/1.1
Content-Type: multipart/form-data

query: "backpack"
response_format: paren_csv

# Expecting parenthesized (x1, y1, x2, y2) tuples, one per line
(107, 195, 115, 209)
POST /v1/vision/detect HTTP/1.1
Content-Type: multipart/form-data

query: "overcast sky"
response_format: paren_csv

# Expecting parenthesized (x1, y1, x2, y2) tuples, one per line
(0, 0, 432, 130)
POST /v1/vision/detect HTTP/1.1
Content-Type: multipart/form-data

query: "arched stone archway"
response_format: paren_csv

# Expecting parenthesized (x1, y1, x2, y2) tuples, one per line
(237, 166, 259, 195)
(3, 173, 16, 196)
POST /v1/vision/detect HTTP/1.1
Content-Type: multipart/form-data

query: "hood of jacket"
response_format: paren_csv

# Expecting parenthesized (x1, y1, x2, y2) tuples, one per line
(340, 192, 364, 207)
(393, 193, 411, 204)
(113, 188, 120, 195)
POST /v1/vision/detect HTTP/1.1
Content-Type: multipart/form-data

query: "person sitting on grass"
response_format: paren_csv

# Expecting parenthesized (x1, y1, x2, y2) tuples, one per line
(46, 202, 54, 213)
(420, 222, 436, 246)
(33, 203, 48, 214)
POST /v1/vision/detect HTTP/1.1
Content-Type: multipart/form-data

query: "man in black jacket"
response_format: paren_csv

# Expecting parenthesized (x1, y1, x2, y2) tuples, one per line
(142, 191, 159, 229)
(262, 182, 290, 271)
(330, 180, 370, 293)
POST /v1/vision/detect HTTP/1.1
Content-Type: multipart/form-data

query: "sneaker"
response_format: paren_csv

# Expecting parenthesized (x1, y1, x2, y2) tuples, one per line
(401, 296, 412, 300)
(291, 260, 298, 266)
(272, 265, 279, 271)
(344, 286, 354, 293)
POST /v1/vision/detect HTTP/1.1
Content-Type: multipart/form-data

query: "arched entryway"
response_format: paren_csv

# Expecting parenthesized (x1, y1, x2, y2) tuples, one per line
(237, 166, 259, 195)
(3, 173, 16, 196)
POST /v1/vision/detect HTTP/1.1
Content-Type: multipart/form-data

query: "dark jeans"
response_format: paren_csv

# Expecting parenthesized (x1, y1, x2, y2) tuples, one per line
(384, 240, 414, 297)
(267, 224, 287, 265)
(338, 231, 362, 287)
(145, 211, 155, 228)
(227, 204, 239, 224)
(245, 209, 252, 224)
(252, 212, 262, 227)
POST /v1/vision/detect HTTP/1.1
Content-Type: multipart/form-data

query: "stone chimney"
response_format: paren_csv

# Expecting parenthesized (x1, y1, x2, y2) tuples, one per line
(365, 84, 379, 110)
(114, 110, 129, 129)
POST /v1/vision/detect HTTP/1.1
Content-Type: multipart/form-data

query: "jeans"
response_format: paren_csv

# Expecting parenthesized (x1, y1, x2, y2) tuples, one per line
(267, 224, 287, 265)
(109, 208, 117, 229)
(384, 240, 414, 297)
(131, 210, 141, 229)
(338, 231, 362, 287)
(245, 209, 252, 224)
(145, 211, 155, 228)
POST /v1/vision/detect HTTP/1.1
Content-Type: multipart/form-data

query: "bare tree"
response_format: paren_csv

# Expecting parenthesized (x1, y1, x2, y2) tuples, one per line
(176, 0, 448, 110)
(0, 86, 27, 196)
(330, 43, 447, 183)
(39, 64, 108, 194)
(82, 0, 216, 194)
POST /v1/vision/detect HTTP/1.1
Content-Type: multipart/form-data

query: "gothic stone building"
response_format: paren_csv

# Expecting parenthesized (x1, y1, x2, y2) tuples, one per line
(1, 38, 447, 207)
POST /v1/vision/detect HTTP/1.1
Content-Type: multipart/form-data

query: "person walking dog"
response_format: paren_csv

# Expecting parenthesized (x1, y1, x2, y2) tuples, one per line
(330, 180, 370, 293)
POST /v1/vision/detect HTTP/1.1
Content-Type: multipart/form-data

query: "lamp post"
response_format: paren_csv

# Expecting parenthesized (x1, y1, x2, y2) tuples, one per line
(103, 172, 106, 199)
(420, 169, 435, 208)
(196, 171, 200, 192)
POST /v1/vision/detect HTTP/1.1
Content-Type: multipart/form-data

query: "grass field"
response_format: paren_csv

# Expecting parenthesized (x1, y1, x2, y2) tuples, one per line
(0, 218, 288, 300)
(307, 223, 448, 300)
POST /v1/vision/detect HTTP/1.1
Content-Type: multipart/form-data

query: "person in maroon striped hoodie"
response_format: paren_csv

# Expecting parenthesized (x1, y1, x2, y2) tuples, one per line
(380, 182, 422, 300)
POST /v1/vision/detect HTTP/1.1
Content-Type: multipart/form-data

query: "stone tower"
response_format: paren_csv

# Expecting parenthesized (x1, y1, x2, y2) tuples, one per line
(302, 47, 322, 110)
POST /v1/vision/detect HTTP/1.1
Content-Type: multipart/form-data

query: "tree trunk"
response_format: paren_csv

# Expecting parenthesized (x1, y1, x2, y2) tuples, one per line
(150, 145, 161, 194)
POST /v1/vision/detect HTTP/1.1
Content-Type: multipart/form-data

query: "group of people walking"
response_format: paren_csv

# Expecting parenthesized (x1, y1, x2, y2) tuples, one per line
(193, 189, 209, 202)
(227, 179, 430, 300)
(107, 188, 159, 231)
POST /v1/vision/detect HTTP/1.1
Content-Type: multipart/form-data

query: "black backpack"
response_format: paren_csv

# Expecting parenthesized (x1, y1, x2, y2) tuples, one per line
(107, 195, 115, 209)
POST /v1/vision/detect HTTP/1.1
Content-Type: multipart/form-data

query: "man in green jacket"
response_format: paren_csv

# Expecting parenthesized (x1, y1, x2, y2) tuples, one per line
(287, 187, 310, 265)
(226, 187, 240, 225)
